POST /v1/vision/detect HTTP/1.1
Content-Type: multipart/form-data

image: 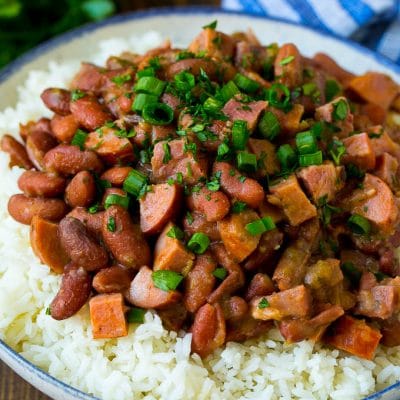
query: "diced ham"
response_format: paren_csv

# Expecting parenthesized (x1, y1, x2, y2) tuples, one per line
(324, 315, 382, 360)
(274, 43, 302, 89)
(315, 97, 354, 137)
(218, 209, 262, 263)
(273, 218, 320, 291)
(151, 139, 208, 185)
(279, 305, 344, 343)
(312, 53, 355, 85)
(213, 162, 264, 208)
(267, 104, 304, 136)
(268, 175, 317, 226)
(251, 285, 312, 321)
(346, 72, 399, 110)
(187, 186, 230, 222)
(222, 97, 268, 132)
(153, 222, 195, 275)
(355, 285, 397, 319)
(369, 129, 400, 161)
(342, 132, 376, 170)
(374, 152, 399, 189)
(297, 162, 344, 203)
(248, 138, 280, 176)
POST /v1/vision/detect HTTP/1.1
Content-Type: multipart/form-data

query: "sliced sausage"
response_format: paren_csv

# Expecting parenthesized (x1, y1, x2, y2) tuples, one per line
(43, 144, 104, 175)
(213, 162, 264, 208)
(125, 265, 181, 309)
(102, 205, 151, 269)
(50, 262, 92, 320)
(26, 129, 58, 170)
(59, 217, 108, 271)
(65, 171, 96, 208)
(93, 265, 134, 294)
(244, 273, 275, 302)
(8, 194, 68, 225)
(30, 216, 69, 274)
(274, 43, 302, 89)
(342, 133, 376, 170)
(18, 170, 66, 198)
(1, 134, 33, 169)
(140, 183, 182, 235)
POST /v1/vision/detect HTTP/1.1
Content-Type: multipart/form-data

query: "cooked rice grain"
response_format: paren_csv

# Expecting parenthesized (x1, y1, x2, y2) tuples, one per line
(1, 32, 400, 400)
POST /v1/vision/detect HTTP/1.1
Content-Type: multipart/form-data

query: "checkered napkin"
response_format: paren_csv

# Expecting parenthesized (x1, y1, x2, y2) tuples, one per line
(221, 0, 400, 65)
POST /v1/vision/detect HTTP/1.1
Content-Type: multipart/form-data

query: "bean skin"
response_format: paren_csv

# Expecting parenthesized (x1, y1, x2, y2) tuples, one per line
(18, 170, 66, 198)
(70, 95, 110, 131)
(59, 217, 108, 271)
(67, 207, 104, 238)
(50, 262, 92, 320)
(40, 88, 71, 116)
(65, 171, 96, 208)
(8, 194, 68, 225)
(100, 166, 133, 187)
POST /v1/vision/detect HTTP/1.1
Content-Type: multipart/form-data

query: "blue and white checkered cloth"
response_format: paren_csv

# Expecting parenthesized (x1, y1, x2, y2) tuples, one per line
(221, 0, 400, 65)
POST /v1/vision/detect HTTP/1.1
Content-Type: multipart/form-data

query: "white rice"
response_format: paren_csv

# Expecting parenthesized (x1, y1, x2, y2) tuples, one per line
(1, 31, 400, 400)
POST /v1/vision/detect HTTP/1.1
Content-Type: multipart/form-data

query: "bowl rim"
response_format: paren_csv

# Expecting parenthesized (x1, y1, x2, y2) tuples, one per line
(0, 6, 399, 400)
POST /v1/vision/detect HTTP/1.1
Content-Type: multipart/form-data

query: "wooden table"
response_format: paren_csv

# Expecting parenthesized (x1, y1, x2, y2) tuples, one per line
(1, 0, 219, 399)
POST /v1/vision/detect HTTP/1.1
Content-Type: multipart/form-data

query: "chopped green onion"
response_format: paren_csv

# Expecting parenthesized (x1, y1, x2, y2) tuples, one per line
(137, 67, 156, 78)
(104, 193, 129, 209)
(174, 71, 195, 92)
(88, 203, 99, 214)
(203, 97, 223, 114)
(299, 151, 323, 167)
(232, 201, 247, 214)
(258, 297, 270, 309)
(71, 129, 88, 150)
(279, 55, 295, 66)
(142, 103, 174, 125)
(237, 151, 257, 172)
(296, 131, 318, 154)
(233, 73, 260, 93)
(213, 267, 227, 280)
(203, 20, 217, 30)
(347, 214, 371, 235)
(341, 262, 362, 286)
(245, 217, 276, 236)
(325, 79, 341, 102)
(277, 144, 297, 170)
(176, 51, 195, 61)
(187, 232, 210, 254)
(166, 226, 184, 240)
(232, 120, 249, 150)
(266, 83, 291, 110)
(132, 93, 158, 113)
(333, 99, 348, 121)
(123, 169, 148, 198)
(127, 307, 145, 323)
(134, 76, 166, 96)
(45, 307, 51, 315)
(71, 89, 85, 102)
(302, 82, 317, 96)
(374, 271, 388, 282)
(111, 74, 132, 87)
(107, 216, 116, 232)
(207, 172, 221, 192)
(258, 111, 281, 141)
(185, 211, 194, 225)
(152, 270, 183, 291)
(162, 142, 171, 164)
(346, 163, 365, 180)
(216, 142, 231, 161)
(219, 81, 240, 102)
(329, 139, 346, 165)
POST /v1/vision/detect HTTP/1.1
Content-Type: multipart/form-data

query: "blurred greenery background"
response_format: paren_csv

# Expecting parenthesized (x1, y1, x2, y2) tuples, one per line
(0, 0, 218, 70)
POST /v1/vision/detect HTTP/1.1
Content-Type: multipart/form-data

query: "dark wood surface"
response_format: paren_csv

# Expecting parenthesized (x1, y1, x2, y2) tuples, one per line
(1, 1, 220, 399)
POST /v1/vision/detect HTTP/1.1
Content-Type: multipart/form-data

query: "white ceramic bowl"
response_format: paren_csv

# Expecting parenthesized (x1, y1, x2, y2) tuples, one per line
(1, 7, 400, 400)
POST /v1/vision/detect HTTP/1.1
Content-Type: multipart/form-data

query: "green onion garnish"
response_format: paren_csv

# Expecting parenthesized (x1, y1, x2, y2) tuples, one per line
(232, 201, 247, 214)
(166, 226, 184, 240)
(296, 131, 318, 154)
(134, 76, 166, 97)
(277, 144, 297, 170)
(237, 151, 257, 172)
(233, 73, 260, 93)
(219, 80, 240, 102)
(71, 89, 86, 102)
(203, 97, 223, 114)
(203, 20, 217, 30)
(325, 79, 341, 102)
(279, 55, 295, 66)
(187, 232, 210, 254)
(333, 99, 348, 121)
(347, 214, 371, 235)
(232, 120, 249, 150)
(162, 142, 172, 164)
(216, 142, 231, 161)
(107, 216, 116, 232)
(127, 307, 145, 323)
(213, 267, 227, 280)
(137, 67, 156, 78)
(258, 111, 281, 141)
(132, 93, 158, 113)
(104, 193, 130, 209)
(174, 71, 195, 92)
(45, 307, 51, 315)
(123, 169, 148, 198)
(152, 270, 184, 291)
(142, 103, 174, 125)
(266, 83, 291, 110)
(258, 297, 270, 309)
(245, 217, 276, 236)
(111, 74, 132, 87)
(71, 129, 88, 150)
(299, 151, 323, 167)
